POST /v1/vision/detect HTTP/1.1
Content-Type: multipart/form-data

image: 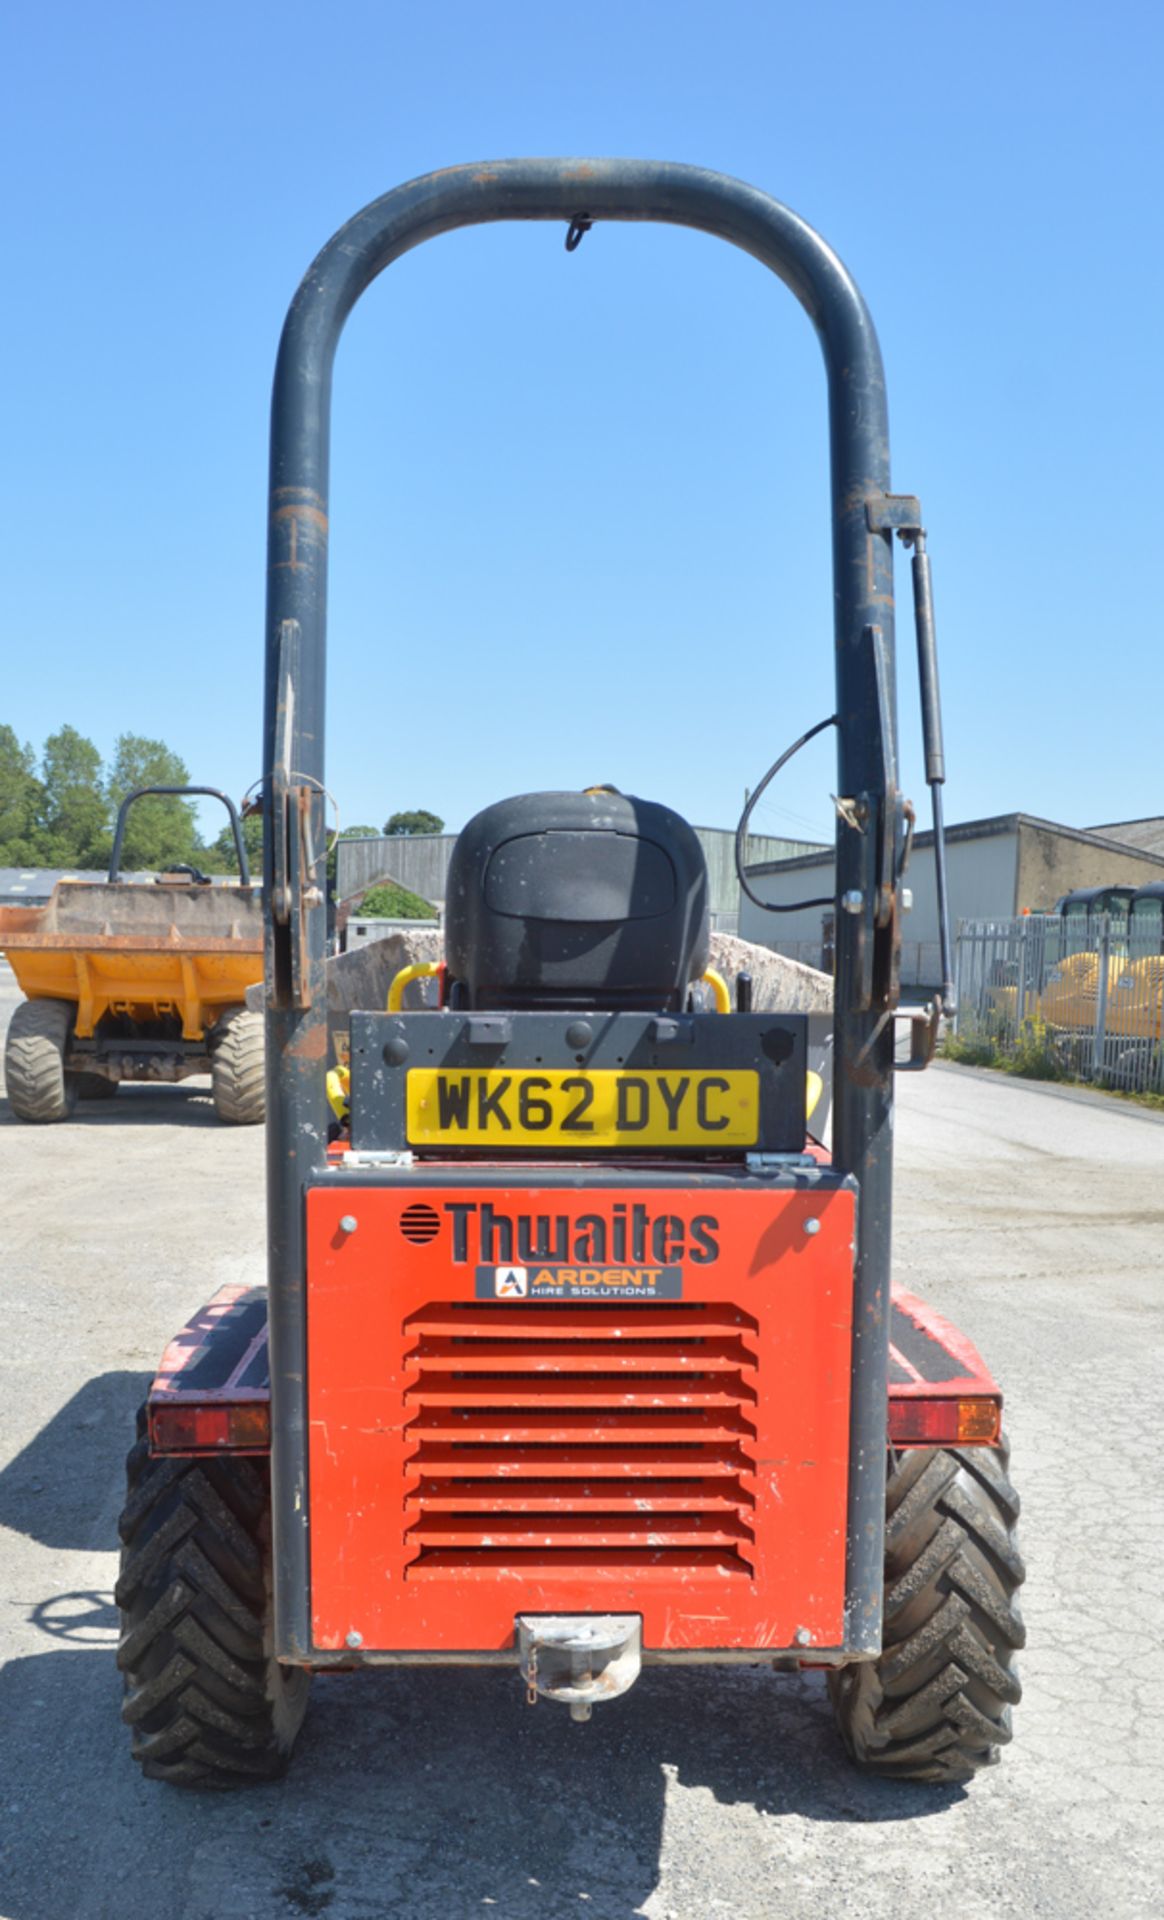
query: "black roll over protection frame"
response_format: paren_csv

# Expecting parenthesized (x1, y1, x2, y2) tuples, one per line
(259, 160, 953, 1660)
(108, 785, 251, 887)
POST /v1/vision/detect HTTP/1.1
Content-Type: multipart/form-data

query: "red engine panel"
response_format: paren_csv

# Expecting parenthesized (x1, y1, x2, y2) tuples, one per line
(305, 1181, 856, 1655)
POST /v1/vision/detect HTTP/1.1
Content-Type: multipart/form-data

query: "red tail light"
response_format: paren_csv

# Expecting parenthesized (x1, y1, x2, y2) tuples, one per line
(151, 1401, 271, 1454)
(889, 1396, 1000, 1446)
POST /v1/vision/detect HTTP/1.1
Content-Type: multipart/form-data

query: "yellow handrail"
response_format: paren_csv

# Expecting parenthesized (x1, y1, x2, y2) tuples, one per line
(325, 1066, 351, 1122)
(387, 961, 442, 1013)
(701, 967, 731, 1014)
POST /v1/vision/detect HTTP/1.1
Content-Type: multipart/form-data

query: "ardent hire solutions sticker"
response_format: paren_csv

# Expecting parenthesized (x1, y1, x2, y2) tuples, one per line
(475, 1264, 683, 1300)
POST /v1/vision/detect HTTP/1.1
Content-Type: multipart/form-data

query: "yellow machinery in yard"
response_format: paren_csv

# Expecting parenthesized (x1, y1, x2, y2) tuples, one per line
(1111, 888, 1164, 1042)
(0, 785, 264, 1124)
(988, 949, 1146, 1035)
(983, 888, 1164, 1079)
(1104, 954, 1164, 1042)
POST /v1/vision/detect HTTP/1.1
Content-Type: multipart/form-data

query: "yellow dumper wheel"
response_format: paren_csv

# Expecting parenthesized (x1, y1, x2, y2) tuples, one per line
(210, 1007, 266, 1125)
(5, 999, 77, 1123)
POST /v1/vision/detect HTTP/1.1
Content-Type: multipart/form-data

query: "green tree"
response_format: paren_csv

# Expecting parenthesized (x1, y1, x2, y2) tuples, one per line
(36, 726, 108, 867)
(0, 725, 45, 864)
(357, 880, 435, 920)
(105, 734, 199, 872)
(205, 809, 264, 877)
(383, 809, 444, 836)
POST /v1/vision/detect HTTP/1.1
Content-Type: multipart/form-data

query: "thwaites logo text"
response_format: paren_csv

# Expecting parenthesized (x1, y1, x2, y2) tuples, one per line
(442, 1201, 720, 1268)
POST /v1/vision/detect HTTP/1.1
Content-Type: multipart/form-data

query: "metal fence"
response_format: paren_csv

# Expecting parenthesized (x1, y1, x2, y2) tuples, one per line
(954, 914, 1164, 1095)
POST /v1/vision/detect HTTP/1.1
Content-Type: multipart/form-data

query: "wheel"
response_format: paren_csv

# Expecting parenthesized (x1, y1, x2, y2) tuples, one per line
(210, 1007, 265, 1124)
(4, 998, 77, 1122)
(828, 1440, 1024, 1783)
(115, 1422, 310, 1788)
(76, 1071, 118, 1100)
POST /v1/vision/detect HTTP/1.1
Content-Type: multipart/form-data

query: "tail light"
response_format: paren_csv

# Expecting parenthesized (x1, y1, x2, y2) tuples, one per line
(151, 1401, 271, 1454)
(889, 1396, 1000, 1446)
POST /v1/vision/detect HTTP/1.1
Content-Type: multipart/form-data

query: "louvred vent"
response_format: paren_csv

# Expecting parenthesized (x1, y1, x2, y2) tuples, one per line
(401, 1303, 758, 1580)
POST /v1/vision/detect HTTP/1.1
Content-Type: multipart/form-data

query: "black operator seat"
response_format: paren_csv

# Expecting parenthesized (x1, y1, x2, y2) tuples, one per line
(444, 790, 710, 1012)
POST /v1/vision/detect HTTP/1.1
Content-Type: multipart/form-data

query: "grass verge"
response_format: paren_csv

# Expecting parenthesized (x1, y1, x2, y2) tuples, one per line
(941, 1022, 1164, 1111)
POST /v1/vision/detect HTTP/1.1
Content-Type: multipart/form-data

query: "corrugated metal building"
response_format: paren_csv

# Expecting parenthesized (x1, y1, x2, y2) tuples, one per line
(739, 814, 1164, 985)
(337, 827, 824, 927)
(0, 866, 162, 907)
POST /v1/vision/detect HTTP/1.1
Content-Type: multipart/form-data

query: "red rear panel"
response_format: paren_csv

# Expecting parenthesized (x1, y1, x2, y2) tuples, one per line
(305, 1181, 855, 1654)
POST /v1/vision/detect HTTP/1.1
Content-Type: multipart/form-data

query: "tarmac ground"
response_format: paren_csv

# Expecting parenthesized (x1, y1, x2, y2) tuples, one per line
(0, 962, 1160, 1918)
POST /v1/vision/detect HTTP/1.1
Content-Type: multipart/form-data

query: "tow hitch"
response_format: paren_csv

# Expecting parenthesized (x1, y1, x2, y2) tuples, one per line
(518, 1615, 642, 1723)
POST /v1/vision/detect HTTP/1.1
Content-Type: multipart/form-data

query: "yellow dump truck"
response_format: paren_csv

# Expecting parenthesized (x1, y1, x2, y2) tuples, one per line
(0, 786, 264, 1124)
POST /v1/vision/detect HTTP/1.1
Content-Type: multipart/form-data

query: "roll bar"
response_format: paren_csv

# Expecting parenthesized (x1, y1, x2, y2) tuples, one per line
(108, 785, 250, 886)
(262, 160, 914, 1655)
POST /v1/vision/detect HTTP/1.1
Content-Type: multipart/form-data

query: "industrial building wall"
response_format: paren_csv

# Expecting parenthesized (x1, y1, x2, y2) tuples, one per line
(737, 828, 1020, 954)
(736, 857, 833, 950)
(337, 835, 451, 907)
(1015, 823, 1164, 910)
(694, 828, 821, 926)
(901, 829, 1020, 942)
(1086, 817, 1164, 857)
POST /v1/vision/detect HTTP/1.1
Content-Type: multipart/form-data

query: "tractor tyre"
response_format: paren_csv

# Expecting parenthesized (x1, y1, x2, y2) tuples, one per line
(116, 1426, 310, 1788)
(4, 999, 77, 1122)
(828, 1440, 1025, 1783)
(210, 1007, 265, 1125)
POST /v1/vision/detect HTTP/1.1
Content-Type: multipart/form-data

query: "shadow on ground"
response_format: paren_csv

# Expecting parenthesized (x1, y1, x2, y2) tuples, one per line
(0, 1631, 962, 1920)
(0, 1392, 965, 1916)
(0, 1081, 227, 1129)
(0, 1371, 151, 1547)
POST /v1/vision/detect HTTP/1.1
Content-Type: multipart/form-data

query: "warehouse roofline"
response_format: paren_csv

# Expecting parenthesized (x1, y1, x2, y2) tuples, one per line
(1088, 815, 1164, 831)
(744, 813, 1164, 878)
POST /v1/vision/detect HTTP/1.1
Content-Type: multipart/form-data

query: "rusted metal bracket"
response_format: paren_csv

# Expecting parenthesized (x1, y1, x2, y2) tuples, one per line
(865, 492, 924, 544)
(858, 625, 904, 1014)
(271, 620, 297, 929)
(898, 798, 916, 880)
(864, 502, 955, 1009)
(832, 794, 867, 834)
(896, 997, 943, 1071)
(868, 626, 897, 937)
(269, 620, 313, 1008)
(851, 996, 942, 1076)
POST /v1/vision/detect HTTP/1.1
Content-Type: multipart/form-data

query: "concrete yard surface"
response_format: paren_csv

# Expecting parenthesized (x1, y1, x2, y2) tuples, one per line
(0, 961, 1161, 1919)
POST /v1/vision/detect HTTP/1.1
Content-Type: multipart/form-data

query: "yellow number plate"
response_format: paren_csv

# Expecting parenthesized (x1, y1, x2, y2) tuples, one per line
(406, 1068, 760, 1149)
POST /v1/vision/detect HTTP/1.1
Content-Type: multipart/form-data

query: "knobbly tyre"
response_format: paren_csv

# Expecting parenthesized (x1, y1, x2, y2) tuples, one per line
(115, 161, 1024, 1788)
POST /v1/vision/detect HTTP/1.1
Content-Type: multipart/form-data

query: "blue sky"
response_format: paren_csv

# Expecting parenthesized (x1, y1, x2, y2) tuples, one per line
(2, 0, 1160, 851)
